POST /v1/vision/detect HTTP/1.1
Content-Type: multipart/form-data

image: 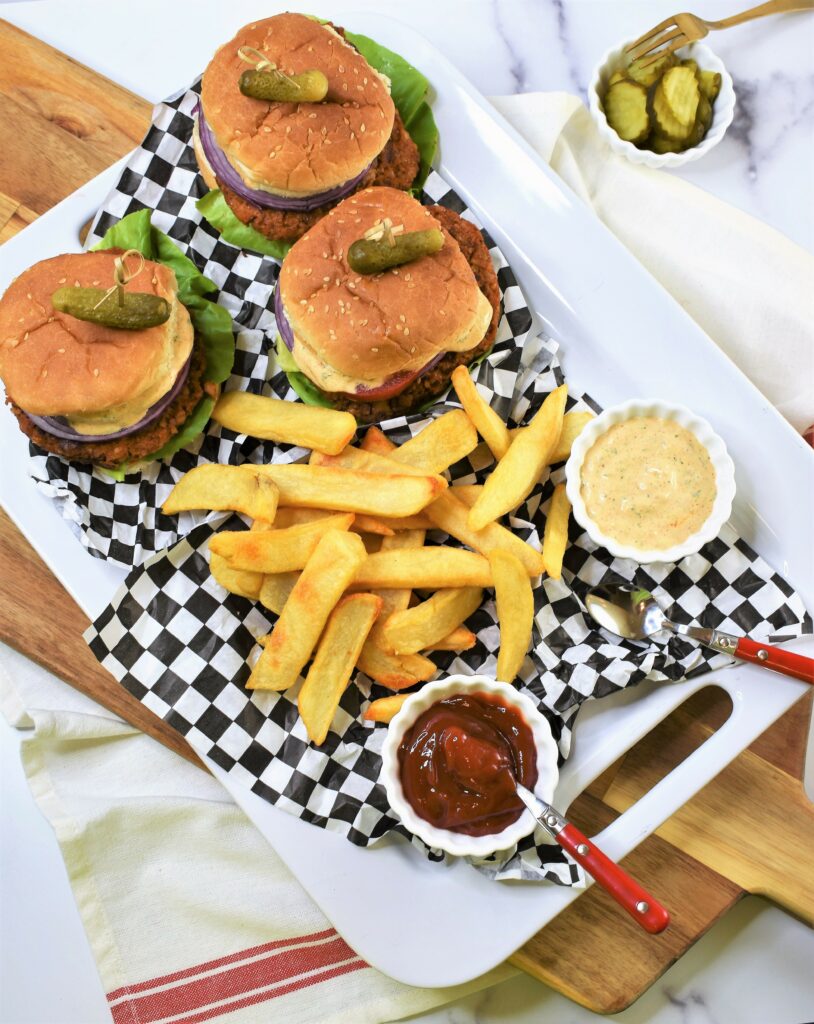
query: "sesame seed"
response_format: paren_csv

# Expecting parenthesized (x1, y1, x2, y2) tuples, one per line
(58, 277, 66, 284)
(93, 369, 99, 376)
(399, 315, 406, 323)
(303, 268, 312, 276)
(23, 332, 29, 340)
(338, 64, 344, 72)
(323, 276, 330, 282)
(74, 281, 81, 287)
(342, 83, 348, 91)
(410, 346, 416, 353)
(286, 126, 292, 134)
(41, 369, 47, 378)
(360, 124, 366, 133)
(363, 77, 368, 85)
(58, 347, 65, 353)
(27, 293, 32, 299)
(300, 299, 307, 305)
(347, 281, 356, 289)
(308, 305, 314, 313)
(404, 327, 410, 335)
(308, 112, 317, 119)
(359, 319, 368, 326)
(371, 347, 379, 352)
(263, 126, 271, 133)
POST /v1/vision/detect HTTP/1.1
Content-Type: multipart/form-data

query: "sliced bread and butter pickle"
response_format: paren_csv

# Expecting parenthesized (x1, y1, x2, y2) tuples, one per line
(602, 52, 721, 155)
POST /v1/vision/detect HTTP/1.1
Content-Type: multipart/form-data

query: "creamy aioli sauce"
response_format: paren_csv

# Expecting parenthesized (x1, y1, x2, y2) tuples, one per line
(580, 417, 716, 550)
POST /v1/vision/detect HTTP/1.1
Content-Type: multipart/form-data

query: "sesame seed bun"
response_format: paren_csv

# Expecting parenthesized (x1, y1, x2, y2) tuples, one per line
(0, 251, 193, 424)
(279, 187, 494, 394)
(200, 13, 395, 198)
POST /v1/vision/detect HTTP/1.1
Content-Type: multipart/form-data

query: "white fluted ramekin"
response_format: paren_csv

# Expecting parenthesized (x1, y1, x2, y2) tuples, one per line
(588, 40, 735, 168)
(381, 676, 559, 858)
(565, 399, 736, 564)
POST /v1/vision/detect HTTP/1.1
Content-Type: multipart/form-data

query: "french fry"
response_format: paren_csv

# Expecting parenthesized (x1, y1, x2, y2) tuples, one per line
(541, 484, 571, 579)
(424, 626, 477, 652)
(360, 426, 394, 455)
(210, 552, 263, 600)
(426, 492, 544, 576)
(356, 645, 437, 691)
(299, 593, 382, 744)
(273, 506, 394, 537)
(248, 530, 367, 691)
(379, 513, 435, 531)
(364, 693, 410, 723)
(313, 448, 543, 576)
(451, 365, 511, 460)
(549, 411, 595, 464)
(210, 514, 354, 573)
(162, 465, 279, 521)
(387, 410, 478, 473)
(212, 390, 356, 455)
(258, 571, 300, 616)
(489, 550, 534, 684)
(450, 484, 482, 507)
(380, 587, 483, 655)
(468, 385, 567, 531)
(352, 548, 492, 590)
(253, 464, 446, 516)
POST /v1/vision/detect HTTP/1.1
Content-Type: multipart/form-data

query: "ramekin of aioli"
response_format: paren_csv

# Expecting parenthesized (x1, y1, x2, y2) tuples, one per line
(565, 400, 736, 564)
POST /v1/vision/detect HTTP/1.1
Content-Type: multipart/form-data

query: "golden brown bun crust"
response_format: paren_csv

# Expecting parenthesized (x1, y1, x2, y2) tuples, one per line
(0, 251, 179, 416)
(201, 14, 395, 196)
(279, 187, 490, 384)
(320, 206, 501, 422)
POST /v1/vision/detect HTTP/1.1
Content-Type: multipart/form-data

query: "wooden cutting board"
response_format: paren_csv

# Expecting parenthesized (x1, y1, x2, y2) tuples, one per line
(1, 19, 812, 1014)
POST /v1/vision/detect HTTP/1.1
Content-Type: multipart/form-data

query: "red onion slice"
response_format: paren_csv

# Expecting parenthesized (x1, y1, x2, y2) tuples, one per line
(275, 287, 444, 400)
(27, 353, 192, 444)
(197, 109, 371, 212)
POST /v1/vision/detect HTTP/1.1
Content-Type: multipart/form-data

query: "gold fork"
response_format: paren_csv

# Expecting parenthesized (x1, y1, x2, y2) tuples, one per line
(627, 0, 814, 66)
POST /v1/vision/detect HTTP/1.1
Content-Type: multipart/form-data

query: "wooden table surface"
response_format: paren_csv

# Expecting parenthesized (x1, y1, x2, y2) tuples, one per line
(1, 17, 812, 1015)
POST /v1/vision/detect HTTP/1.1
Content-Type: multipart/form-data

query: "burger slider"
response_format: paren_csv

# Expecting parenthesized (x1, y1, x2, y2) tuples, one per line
(194, 12, 420, 246)
(275, 186, 500, 422)
(0, 250, 219, 468)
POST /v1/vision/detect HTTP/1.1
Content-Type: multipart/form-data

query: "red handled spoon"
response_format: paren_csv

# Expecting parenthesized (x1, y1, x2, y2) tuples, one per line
(512, 782, 670, 934)
(586, 584, 814, 684)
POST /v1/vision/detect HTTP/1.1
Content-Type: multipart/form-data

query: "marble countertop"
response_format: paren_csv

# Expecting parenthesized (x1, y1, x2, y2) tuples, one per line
(1, 2, 812, 1023)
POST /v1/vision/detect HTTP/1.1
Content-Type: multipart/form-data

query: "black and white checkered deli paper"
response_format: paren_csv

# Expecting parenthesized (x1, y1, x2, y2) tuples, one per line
(26, 80, 532, 569)
(84, 326, 811, 883)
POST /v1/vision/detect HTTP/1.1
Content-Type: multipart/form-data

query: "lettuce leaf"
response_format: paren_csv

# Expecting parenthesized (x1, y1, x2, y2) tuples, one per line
(275, 342, 334, 408)
(91, 210, 234, 471)
(197, 27, 438, 251)
(195, 190, 293, 261)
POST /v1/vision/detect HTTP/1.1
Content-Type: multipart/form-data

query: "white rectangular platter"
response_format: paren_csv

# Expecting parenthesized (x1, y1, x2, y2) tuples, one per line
(1, 9, 812, 990)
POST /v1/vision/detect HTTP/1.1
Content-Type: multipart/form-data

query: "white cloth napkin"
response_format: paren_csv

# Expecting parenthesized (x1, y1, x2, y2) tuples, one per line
(491, 93, 814, 435)
(3, 92, 813, 1024)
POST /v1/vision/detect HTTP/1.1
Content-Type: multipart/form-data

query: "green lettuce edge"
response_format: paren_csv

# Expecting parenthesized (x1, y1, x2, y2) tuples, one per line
(91, 210, 234, 474)
(196, 25, 438, 255)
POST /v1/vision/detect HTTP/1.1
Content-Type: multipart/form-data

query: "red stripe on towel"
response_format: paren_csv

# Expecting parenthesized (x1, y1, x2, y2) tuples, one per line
(109, 934, 365, 1024)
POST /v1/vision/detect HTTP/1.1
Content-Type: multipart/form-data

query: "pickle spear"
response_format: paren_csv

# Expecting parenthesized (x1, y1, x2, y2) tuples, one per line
(52, 287, 171, 330)
(348, 228, 444, 275)
(239, 69, 328, 103)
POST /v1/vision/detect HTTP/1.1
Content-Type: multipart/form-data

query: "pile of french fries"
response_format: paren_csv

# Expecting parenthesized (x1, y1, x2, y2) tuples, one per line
(162, 375, 593, 745)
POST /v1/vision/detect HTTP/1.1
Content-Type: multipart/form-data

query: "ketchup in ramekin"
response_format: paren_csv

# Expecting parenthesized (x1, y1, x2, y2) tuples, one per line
(396, 692, 538, 837)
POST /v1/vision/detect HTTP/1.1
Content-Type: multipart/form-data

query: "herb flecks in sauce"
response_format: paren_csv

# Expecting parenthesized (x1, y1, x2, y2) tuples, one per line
(580, 417, 716, 550)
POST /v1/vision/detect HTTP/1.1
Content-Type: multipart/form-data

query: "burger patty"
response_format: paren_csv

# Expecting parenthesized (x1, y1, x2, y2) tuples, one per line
(320, 206, 501, 423)
(10, 343, 217, 468)
(219, 111, 420, 243)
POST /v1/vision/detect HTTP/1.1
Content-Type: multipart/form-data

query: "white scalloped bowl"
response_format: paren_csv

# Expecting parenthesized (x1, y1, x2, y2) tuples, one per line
(565, 399, 736, 564)
(588, 40, 736, 168)
(380, 676, 559, 858)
